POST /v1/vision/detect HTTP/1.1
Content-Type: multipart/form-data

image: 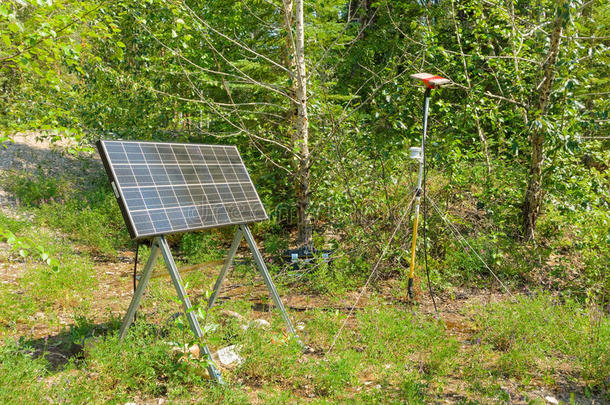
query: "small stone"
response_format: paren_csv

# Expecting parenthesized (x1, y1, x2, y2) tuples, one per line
(214, 345, 243, 366)
(248, 319, 270, 329)
(544, 396, 558, 405)
(189, 344, 200, 358)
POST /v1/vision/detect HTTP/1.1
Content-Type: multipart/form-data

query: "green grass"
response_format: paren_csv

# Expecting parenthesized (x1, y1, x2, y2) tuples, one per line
(0, 340, 50, 404)
(1, 169, 71, 207)
(1, 285, 608, 403)
(1, 205, 607, 402)
(179, 231, 226, 264)
(2, 169, 130, 255)
(472, 294, 610, 389)
(0, 212, 98, 338)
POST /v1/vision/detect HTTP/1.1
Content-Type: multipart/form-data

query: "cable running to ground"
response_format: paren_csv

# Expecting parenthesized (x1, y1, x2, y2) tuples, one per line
(426, 195, 514, 298)
(326, 191, 418, 356)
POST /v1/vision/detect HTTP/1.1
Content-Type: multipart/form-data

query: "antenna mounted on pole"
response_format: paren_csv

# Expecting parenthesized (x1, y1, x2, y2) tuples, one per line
(406, 73, 450, 301)
(410, 72, 451, 89)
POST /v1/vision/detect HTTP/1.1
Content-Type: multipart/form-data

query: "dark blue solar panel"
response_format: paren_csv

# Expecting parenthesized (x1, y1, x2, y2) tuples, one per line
(97, 140, 268, 239)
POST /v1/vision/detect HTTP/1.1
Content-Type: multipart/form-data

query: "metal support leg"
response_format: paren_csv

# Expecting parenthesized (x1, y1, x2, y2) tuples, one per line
(119, 238, 161, 339)
(240, 225, 298, 338)
(407, 87, 431, 299)
(207, 228, 243, 309)
(158, 236, 223, 383)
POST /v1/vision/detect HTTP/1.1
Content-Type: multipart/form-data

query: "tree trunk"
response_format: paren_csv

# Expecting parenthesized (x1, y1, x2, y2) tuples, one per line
(283, 0, 312, 247)
(522, 11, 564, 241)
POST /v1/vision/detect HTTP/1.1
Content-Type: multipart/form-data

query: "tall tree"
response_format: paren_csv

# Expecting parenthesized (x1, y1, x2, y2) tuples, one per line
(284, 0, 313, 247)
(522, 0, 570, 241)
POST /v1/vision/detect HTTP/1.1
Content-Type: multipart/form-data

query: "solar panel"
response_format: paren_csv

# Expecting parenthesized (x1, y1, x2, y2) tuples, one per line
(96, 140, 268, 239)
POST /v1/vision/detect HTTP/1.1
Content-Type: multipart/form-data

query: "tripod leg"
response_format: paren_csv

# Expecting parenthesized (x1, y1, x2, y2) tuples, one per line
(119, 237, 161, 340)
(207, 228, 243, 309)
(240, 225, 299, 338)
(158, 236, 224, 384)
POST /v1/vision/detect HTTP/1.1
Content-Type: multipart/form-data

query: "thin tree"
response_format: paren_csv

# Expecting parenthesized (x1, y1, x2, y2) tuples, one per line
(283, 0, 313, 248)
(522, 1, 570, 241)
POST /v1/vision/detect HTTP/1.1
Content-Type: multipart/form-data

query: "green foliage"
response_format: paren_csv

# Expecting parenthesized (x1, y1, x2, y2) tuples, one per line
(2, 170, 70, 207)
(0, 1, 106, 138)
(1, 168, 130, 255)
(37, 192, 129, 255)
(0, 226, 60, 271)
(179, 231, 225, 264)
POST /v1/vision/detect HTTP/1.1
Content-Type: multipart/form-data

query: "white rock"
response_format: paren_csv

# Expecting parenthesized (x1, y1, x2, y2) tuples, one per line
(544, 396, 559, 405)
(189, 344, 200, 358)
(248, 319, 270, 329)
(214, 345, 243, 366)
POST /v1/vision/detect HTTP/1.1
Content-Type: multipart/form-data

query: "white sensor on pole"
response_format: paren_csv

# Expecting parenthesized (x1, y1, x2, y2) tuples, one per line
(406, 73, 451, 299)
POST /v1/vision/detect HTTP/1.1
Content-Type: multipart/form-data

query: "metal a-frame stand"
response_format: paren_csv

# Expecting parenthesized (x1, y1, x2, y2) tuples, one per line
(119, 224, 299, 384)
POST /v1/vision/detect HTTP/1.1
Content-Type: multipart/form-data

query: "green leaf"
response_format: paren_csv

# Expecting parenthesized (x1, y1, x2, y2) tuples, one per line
(8, 22, 21, 33)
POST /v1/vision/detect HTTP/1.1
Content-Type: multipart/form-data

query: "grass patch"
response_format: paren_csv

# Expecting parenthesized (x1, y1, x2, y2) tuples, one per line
(36, 189, 129, 255)
(472, 294, 610, 391)
(179, 231, 226, 264)
(2, 169, 130, 256)
(0, 340, 49, 404)
(2, 169, 71, 207)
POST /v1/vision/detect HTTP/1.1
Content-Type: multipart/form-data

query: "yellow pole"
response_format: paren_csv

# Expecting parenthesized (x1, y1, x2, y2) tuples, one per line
(407, 86, 431, 299)
(407, 196, 421, 298)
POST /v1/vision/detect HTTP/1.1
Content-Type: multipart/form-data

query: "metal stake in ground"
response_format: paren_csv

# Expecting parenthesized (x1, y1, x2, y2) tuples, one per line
(407, 73, 451, 299)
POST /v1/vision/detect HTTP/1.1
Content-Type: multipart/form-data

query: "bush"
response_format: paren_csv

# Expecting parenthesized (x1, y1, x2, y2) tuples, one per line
(2, 170, 70, 207)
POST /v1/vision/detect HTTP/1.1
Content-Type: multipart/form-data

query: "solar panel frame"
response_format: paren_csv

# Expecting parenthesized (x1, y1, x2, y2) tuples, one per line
(96, 140, 268, 240)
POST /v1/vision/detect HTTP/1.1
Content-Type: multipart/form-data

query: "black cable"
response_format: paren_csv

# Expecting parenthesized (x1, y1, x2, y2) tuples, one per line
(423, 96, 438, 313)
(133, 242, 140, 321)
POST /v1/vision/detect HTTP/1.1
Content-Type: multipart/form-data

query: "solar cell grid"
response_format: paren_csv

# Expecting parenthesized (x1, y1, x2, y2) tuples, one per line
(97, 140, 268, 239)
